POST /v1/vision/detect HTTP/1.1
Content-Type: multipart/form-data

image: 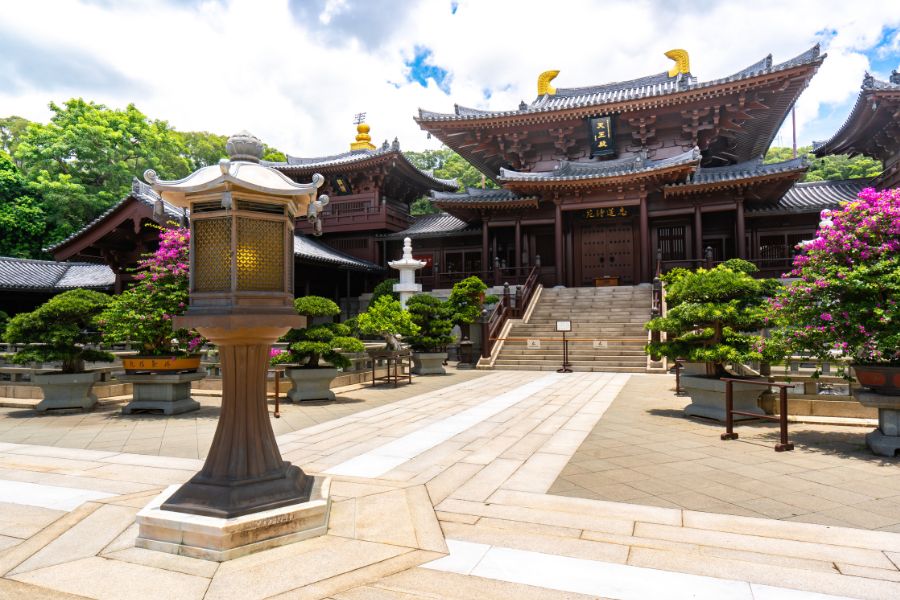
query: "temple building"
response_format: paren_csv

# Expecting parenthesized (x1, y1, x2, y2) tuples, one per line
(402, 45, 871, 286)
(814, 71, 900, 189)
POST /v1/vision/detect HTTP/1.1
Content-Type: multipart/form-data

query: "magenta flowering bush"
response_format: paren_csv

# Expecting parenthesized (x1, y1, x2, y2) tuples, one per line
(764, 188, 900, 367)
(98, 225, 205, 355)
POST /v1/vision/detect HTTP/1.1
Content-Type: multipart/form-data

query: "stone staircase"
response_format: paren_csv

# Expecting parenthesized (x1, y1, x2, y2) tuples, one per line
(488, 285, 652, 372)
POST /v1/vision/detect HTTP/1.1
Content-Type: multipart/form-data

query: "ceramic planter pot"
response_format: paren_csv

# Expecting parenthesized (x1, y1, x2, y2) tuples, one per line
(285, 367, 338, 402)
(682, 374, 765, 422)
(411, 352, 447, 375)
(122, 355, 202, 374)
(32, 371, 100, 412)
(853, 365, 900, 396)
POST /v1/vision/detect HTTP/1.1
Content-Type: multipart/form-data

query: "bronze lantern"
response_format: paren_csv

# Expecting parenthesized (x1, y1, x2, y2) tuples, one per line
(143, 131, 327, 518)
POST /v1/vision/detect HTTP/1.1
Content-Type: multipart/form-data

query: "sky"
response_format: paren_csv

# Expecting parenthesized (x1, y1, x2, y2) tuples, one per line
(1, 0, 898, 159)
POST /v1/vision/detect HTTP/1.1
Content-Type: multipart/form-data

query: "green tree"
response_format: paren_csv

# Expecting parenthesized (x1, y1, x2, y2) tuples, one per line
(405, 147, 497, 214)
(177, 131, 227, 171)
(0, 116, 30, 161)
(279, 296, 364, 368)
(0, 151, 45, 258)
(764, 146, 882, 181)
(405, 295, 454, 352)
(357, 295, 419, 349)
(14, 99, 191, 243)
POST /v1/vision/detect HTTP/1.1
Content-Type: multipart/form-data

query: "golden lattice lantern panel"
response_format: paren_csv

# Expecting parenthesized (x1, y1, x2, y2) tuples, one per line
(237, 217, 284, 292)
(194, 218, 232, 293)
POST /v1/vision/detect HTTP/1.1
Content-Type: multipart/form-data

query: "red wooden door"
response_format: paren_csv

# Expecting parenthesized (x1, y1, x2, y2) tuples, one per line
(580, 223, 634, 285)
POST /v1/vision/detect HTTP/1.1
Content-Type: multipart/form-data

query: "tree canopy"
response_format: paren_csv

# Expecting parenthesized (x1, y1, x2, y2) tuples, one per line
(0, 99, 286, 255)
(405, 148, 497, 215)
(764, 145, 882, 181)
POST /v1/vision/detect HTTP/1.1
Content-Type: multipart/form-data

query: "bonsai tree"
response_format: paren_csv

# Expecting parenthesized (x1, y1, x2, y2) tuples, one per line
(98, 226, 203, 356)
(765, 188, 900, 371)
(646, 259, 777, 377)
(446, 276, 498, 331)
(406, 295, 454, 352)
(279, 296, 364, 369)
(5, 289, 115, 373)
(370, 278, 399, 304)
(356, 295, 419, 350)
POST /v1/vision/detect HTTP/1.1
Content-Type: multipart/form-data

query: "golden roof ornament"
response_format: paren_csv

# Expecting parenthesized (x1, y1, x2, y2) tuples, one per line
(665, 49, 690, 77)
(537, 70, 559, 96)
(350, 113, 376, 151)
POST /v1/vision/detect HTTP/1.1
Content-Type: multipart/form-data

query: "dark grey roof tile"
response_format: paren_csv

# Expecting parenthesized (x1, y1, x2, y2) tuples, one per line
(747, 179, 868, 215)
(499, 148, 700, 182)
(0, 257, 114, 292)
(379, 213, 477, 240)
(293, 235, 383, 272)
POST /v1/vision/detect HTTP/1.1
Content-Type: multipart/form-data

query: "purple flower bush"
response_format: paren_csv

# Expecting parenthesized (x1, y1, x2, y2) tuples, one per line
(98, 225, 205, 355)
(764, 188, 900, 367)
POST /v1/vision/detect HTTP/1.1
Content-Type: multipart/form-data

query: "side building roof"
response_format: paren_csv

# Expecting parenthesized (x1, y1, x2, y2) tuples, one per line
(746, 179, 869, 216)
(293, 235, 383, 272)
(0, 257, 115, 292)
(378, 212, 479, 241)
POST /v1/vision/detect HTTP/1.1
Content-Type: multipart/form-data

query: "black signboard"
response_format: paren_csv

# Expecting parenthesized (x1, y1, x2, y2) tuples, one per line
(332, 175, 352, 196)
(588, 116, 616, 158)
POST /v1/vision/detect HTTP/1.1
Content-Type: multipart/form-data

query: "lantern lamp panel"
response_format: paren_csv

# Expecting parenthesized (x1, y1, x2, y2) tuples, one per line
(194, 218, 232, 292)
(237, 217, 284, 292)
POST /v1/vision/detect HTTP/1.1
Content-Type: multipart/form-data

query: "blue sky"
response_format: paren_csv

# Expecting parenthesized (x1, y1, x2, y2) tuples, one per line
(0, 1, 897, 156)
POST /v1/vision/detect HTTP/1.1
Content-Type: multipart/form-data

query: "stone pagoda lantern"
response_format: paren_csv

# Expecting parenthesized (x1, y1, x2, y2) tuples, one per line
(390, 237, 426, 309)
(135, 131, 332, 561)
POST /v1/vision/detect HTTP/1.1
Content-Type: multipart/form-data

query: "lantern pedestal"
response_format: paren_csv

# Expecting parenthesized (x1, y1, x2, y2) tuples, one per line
(136, 314, 331, 559)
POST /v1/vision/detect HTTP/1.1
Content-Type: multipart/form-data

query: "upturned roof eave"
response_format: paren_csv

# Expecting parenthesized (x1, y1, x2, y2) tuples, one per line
(814, 85, 900, 157)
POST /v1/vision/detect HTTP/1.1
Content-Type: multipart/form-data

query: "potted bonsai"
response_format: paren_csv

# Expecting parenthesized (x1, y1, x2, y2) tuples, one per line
(446, 276, 498, 365)
(356, 295, 419, 351)
(98, 226, 206, 414)
(765, 187, 900, 455)
(646, 259, 777, 421)
(406, 294, 454, 375)
(4, 289, 115, 411)
(277, 296, 365, 402)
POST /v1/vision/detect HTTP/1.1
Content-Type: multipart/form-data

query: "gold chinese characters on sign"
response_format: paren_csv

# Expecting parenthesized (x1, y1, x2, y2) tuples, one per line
(585, 206, 630, 219)
(588, 115, 616, 158)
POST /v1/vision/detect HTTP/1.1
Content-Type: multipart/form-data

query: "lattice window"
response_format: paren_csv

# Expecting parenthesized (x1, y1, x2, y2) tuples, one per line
(236, 217, 284, 292)
(657, 225, 686, 260)
(194, 218, 231, 292)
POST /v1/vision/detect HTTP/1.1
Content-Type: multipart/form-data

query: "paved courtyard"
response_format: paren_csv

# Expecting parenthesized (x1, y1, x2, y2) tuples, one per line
(0, 370, 898, 599)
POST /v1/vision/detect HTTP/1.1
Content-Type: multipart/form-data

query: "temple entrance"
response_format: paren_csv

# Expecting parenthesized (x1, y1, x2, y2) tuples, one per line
(578, 222, 635, 285)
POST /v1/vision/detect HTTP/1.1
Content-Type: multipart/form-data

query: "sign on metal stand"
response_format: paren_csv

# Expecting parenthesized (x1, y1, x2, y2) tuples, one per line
(556, 320, 572, 373)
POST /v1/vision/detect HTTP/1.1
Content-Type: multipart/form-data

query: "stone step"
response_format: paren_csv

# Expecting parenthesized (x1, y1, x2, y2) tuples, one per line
(493, 359, 646, 367)
(490, 364, 648, 373)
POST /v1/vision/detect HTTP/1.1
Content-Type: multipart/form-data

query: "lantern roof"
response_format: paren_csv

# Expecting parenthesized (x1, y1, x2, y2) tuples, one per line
(144, 131, 324, 204)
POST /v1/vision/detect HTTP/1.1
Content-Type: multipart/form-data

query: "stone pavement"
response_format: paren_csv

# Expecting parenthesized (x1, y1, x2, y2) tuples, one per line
(549, 374, 900, 532)
(0, 371, 898, 599)
(0, 370, 490, 459)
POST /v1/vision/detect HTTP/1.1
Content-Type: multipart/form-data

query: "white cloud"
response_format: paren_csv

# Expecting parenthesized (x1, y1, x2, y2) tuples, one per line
(0, 0, 897, 158)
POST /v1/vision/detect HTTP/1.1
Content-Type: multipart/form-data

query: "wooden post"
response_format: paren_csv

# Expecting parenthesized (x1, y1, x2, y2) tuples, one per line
(721, 380, 738, 441)
(693, 206, 703, 260)
(481, 218, 489, 276)
(736, 199, 746, 259)
(514, 218, 522, 271)
(640, 196, 650, 282)
(554, 202, 563, 284)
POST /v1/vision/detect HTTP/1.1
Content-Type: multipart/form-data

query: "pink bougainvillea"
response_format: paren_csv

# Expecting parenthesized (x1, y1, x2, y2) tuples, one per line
(765, 187, 900, 366)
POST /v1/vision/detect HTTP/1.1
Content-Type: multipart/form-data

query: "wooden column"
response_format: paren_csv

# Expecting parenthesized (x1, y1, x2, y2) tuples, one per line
(481, 218, 489, 274)
(736, 199, 746, 259)
(554, 201, 564, 284)
(640, 196, 650, 282)
(693, 205, 703, 259)
(514, 219, 522, 270)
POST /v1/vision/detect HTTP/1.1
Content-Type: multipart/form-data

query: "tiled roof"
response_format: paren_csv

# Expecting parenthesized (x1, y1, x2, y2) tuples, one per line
(417, 45, 823, 122)
(379, 213, 478, 240)
(45, 178, 183, 253)
(0, 257, 115, 292)
(293, 235, 383, 272)
(266, 145, 457, 191)
(814, 72, 900, 157)
(666, 157, 807, 189)
(499, 148, 700, 182)
(746, 179, 869, 215)
(431, 187, 539, 207)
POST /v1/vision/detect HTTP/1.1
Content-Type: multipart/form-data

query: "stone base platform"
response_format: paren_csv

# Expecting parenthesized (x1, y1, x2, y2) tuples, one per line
(120, 372, 205, 415)
(136, 477, 331, 561)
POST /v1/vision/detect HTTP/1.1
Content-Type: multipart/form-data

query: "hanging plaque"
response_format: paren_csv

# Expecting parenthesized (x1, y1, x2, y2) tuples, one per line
(588, 116, 616, 158)
(332, 175, 353, 196)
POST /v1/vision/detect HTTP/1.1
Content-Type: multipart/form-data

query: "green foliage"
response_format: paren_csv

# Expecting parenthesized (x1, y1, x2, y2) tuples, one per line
(371, 278, 399, 304)
(446, 276, 489, 326)
(281, 296, 364, 369)
(357, 296, 419, 339)
(646, 264, 776, 373)
(14, 99, 191, 243)
(294, 295, 341, 318)
(405, 148, 498, 213)
(4, 289, 114, 373)
(177, 131, 226, 171)
(0, 152, 45, 257)
(0, 116, 30, 159)
(764, 146, 882, 182)
(406, 295, 454, 352)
